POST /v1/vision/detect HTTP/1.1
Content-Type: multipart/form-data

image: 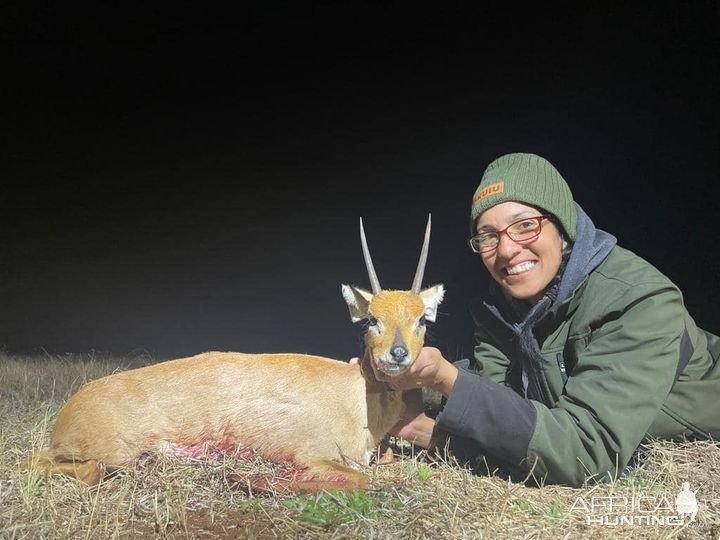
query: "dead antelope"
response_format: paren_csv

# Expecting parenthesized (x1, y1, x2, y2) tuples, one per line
(21, 216, 444, 492)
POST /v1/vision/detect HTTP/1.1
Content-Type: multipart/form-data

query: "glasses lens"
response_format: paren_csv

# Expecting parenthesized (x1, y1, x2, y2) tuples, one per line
(470, 234, 498, 253)
(507, 217, 542, 241)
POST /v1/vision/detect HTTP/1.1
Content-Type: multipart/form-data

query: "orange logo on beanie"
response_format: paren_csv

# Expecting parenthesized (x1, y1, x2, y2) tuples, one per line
(472, 182, 504, 204)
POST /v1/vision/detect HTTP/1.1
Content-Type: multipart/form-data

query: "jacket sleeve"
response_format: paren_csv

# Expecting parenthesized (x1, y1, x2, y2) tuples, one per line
(437, 282, 685, 487)
(473, 326, 512, 385)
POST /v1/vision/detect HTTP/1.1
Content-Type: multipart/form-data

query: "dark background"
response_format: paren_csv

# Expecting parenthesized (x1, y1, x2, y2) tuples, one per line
(2, 2, 718, 362)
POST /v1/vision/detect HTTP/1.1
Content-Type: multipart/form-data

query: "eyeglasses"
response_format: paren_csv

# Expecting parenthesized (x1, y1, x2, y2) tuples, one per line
(468, 215, 550, 254)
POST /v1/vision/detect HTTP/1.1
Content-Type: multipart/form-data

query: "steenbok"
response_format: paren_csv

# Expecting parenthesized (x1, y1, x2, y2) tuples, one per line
(22, 216, 444, 492)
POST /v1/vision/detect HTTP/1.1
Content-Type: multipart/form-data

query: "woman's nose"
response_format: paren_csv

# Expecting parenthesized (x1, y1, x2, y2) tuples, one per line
(495, 232, 521, 259)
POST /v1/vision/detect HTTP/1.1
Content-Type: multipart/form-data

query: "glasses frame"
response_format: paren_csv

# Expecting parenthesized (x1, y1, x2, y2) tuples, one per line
(468, 215, 550, 254)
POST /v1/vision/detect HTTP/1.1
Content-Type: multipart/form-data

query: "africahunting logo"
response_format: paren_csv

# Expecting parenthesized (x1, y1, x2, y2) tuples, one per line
(570, 482, 701, 526)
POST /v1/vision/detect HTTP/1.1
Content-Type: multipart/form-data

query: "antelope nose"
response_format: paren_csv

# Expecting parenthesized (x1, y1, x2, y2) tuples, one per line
(390, 345, 408, 362)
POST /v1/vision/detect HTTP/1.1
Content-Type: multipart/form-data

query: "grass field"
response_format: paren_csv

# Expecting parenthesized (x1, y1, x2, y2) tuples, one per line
(1, 351, 718, 539)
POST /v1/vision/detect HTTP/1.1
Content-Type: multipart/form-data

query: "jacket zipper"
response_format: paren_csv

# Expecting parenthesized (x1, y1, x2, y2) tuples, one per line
(556, 352, 568, 385)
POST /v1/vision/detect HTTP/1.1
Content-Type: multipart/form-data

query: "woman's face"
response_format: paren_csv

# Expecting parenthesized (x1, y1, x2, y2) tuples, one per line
(474, 201, 566, 303)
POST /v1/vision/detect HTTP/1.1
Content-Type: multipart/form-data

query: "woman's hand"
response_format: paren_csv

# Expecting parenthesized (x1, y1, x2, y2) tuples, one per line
(389, 389, 435, 448)
(387, 346, 458, 397)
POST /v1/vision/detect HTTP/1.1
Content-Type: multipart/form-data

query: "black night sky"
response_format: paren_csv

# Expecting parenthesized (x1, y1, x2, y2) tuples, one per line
(2, 3, 718, 362)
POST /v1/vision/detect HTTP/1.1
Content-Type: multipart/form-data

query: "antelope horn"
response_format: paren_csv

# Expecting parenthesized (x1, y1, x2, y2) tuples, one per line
(411, 214, 432, 294)
(359, 217, 381, 294)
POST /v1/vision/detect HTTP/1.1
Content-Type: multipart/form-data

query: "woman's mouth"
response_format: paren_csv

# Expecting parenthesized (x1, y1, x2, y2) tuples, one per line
(504, 261, 537, 276)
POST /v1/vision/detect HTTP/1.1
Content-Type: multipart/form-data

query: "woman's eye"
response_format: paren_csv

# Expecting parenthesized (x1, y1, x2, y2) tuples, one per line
(518, 220, 534, 229)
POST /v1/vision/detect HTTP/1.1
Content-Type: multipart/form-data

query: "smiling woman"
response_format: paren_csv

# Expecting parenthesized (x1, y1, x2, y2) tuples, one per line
(386, 152, 720, 487)
(472, 207, 566, 303)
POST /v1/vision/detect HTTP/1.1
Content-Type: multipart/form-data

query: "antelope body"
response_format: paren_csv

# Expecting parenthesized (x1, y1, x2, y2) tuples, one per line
(22, 217, 444, 492)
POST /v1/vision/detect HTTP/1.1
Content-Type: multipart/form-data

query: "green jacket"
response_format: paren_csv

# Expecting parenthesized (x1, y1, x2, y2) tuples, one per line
(436, 207, 720, 487)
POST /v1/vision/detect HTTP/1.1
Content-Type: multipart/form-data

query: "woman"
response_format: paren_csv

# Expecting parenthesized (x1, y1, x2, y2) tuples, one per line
(390, 152, 720, 487)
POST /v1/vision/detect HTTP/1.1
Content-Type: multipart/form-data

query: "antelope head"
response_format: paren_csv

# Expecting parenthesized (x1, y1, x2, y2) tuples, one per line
(341, 215, 445, 381)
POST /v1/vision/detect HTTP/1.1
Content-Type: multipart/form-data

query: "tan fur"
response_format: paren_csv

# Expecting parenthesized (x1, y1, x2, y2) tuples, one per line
(22, 215, 444, 492)
(21, 290, 443, 492)
(364, 291, 426, 363)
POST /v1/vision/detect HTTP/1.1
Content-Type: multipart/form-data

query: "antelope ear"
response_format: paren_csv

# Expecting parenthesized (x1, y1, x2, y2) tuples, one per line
(341, 285, 374, 323)
(419, 284, 445, 322)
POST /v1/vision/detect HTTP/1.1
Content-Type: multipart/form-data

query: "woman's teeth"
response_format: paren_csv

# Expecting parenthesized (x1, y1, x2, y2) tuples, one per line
(506, 261, 537, 275)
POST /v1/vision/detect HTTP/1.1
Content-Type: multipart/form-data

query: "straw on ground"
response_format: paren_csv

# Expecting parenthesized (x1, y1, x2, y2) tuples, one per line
(1, 351, 718, 539)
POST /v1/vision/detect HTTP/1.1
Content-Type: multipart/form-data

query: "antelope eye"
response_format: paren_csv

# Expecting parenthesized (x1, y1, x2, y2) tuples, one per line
(418, 314, 426, 326)
(367, 316, 379, 327)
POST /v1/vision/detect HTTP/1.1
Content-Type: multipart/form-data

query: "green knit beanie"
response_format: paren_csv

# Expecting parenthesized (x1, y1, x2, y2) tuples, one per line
(470, 153, 577, 241)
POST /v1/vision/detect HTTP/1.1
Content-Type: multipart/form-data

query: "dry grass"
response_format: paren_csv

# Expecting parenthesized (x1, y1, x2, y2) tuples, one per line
(1, 352, 719, 539)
